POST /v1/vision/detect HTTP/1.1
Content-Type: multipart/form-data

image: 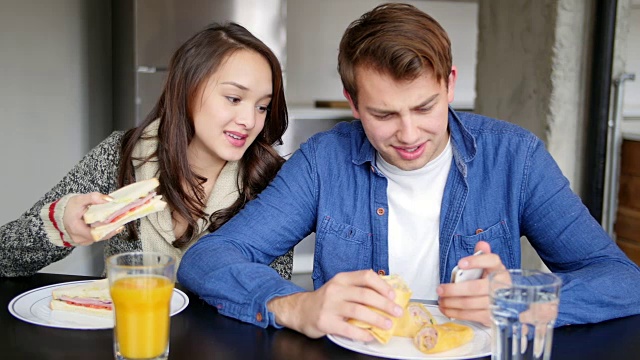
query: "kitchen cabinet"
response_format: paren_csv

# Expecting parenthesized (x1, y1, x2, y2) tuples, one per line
(615, 136, 640, 265)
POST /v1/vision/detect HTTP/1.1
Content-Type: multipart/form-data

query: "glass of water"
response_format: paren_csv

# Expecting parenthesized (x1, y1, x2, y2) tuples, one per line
(489, 269, 562, 360)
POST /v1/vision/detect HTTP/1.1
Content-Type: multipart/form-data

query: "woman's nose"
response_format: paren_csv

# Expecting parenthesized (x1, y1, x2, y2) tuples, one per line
(235, 106, 256, 129)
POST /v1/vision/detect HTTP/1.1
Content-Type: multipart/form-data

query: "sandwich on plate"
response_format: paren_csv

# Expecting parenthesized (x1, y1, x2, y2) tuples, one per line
(50, 279, 113, 318)
(83, 178, 167, 241)
(394, 302, 438, 338)
(414, 321, 474, 354)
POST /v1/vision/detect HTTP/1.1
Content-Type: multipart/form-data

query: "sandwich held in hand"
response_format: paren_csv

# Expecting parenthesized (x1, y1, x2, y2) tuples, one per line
(347, 274, 413, 344)
(83, 178, 167, 241)
(50, 279, 112, 318)
(347, 274, 475, 354)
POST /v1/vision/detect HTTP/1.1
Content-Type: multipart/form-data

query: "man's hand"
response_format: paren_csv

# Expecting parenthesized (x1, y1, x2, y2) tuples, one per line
(267, 269, 404, 341)
(63, 192, 120, 246)
(437, 241, 506, 326)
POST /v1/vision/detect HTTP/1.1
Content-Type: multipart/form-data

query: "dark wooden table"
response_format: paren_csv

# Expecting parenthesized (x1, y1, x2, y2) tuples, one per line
(2, 273, 639, 359)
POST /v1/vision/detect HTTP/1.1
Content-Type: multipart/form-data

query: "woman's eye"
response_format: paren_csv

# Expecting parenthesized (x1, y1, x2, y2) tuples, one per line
(226, 96, 241, 104)
(257, 105, 269, 114)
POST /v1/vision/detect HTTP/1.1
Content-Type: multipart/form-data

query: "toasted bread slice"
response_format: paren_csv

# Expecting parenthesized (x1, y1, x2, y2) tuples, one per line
(88, 196, 166, 241)
(50, 279, 113, 318)
(83, 178, 161, 224)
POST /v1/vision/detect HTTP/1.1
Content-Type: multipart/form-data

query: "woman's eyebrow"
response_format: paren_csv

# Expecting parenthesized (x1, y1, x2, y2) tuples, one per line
(221, 81, 249, 91)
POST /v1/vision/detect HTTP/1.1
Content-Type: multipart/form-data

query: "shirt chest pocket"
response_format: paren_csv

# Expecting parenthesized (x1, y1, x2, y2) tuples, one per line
(312, 216, 372, 284)
(453, 220, 516, 268)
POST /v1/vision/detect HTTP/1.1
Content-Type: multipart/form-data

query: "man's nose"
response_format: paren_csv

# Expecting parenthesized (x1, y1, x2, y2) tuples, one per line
(397, 115, 419, 144)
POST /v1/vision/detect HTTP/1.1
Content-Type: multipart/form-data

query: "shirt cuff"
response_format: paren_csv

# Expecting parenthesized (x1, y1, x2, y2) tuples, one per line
(40, 194, 79, 248)
(262, 280, 307, 328)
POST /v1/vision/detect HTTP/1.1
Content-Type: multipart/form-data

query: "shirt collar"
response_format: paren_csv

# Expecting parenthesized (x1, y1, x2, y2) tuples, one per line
(448, 106, 477, 164)
(353, 121, 376, 166)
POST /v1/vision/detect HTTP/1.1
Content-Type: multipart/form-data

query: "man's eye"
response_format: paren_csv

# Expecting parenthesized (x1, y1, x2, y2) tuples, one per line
(226, 96, 241, 104)
(418, 107, 433, 113)
(374, 113, 391, 120)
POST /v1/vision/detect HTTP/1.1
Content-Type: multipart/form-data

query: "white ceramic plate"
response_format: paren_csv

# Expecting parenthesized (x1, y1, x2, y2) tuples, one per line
(8, 280, 189, 330)
(327, 304, 491, 360)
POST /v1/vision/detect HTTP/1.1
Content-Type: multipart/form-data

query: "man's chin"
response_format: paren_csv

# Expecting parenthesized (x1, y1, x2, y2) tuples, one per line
(389, 158, 429, 171)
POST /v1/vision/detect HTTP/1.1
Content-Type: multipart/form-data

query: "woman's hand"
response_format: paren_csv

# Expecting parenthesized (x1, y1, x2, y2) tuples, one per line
(63, 192, 120, 246)
(437, 241, 506, 326)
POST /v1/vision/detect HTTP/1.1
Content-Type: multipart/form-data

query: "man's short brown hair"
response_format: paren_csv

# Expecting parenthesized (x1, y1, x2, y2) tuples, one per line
(338, 3, 452, 108)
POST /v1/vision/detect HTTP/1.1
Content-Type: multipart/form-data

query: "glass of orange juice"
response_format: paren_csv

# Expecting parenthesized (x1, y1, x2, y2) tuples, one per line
(107, 252, 176, 360)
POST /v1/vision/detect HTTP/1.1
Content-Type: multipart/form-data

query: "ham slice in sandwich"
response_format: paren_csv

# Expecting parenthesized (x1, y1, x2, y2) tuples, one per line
(50, 279, 113, 318)
(83, 178, 167, 241)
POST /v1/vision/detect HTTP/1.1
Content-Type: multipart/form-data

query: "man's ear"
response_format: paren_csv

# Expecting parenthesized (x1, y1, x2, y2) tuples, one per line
(343, 88, 361, 119)
(447, 65, 457, 104)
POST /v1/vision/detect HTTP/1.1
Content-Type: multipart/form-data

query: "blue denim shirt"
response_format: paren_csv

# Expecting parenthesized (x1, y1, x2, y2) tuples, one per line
(178, 109, 640, 328)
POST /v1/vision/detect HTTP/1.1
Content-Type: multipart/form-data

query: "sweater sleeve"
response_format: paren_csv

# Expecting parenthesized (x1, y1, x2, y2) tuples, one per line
(40, 193, 80, 248)
(0, 132, 124, 277)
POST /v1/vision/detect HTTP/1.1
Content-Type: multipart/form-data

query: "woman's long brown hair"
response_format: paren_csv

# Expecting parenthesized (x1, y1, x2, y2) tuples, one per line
(118, 23, 288, 248)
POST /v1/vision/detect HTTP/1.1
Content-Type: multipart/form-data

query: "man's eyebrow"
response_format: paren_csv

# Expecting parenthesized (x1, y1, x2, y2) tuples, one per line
(366, 106, 395, 114)
(412, 94, 439, 109)
(365, 93, 440, 114)
(221, 81, 249, 91)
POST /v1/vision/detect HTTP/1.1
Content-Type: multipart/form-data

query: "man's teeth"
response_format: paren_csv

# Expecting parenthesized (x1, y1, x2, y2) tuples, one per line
(227, 133, 242, 140)
(405, 146, 419, 152)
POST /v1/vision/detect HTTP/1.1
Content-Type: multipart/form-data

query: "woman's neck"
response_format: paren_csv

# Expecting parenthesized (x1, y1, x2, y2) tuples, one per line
(186, 144, 227, 189)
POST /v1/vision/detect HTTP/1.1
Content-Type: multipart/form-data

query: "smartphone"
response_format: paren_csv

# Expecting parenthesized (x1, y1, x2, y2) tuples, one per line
(450, 250, 484, 283)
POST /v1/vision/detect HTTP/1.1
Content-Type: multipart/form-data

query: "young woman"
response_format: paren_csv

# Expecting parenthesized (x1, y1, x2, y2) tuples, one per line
(0, 23, 292, 278)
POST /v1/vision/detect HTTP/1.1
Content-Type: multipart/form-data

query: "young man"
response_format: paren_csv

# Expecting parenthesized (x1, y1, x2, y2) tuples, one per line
(178, 3, 640, 342)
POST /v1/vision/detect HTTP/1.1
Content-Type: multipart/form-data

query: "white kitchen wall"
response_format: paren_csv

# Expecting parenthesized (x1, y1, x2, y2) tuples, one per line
(621, 3, 640, 137)
(286, 0, 478, 109)
(0, 0, 112, 276)
(623, 3, 640, 118)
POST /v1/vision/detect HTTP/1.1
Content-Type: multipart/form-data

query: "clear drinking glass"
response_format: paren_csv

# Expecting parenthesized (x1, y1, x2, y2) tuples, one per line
(107, 252, 176, 360)
(489, 269, 562, 360)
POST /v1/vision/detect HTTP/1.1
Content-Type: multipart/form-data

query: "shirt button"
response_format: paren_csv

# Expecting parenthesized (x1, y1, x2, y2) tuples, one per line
(256, 312, 263, 322)
(376, 208, 385, 216)
(378, 269, 386, 275)
(475, 228, 483, 234)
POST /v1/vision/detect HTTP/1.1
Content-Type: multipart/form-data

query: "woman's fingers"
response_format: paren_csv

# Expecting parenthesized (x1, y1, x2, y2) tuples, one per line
(98, 226, 125, 241)
(81, 192, 113, 207)
(63, 192, 112, 246)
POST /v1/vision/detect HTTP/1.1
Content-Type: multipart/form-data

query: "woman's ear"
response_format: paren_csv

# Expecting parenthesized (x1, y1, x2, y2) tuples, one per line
(343, 88, 361, 119)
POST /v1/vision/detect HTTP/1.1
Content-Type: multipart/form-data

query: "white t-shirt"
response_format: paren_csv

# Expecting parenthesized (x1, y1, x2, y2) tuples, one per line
(376, 138, 452, 300)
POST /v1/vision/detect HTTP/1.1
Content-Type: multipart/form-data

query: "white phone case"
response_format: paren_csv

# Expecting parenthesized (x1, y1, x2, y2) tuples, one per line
(451, 250, 484, 283)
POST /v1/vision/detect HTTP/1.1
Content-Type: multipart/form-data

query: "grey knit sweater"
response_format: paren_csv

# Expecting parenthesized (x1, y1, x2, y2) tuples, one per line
(0, 132, 293, 279)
